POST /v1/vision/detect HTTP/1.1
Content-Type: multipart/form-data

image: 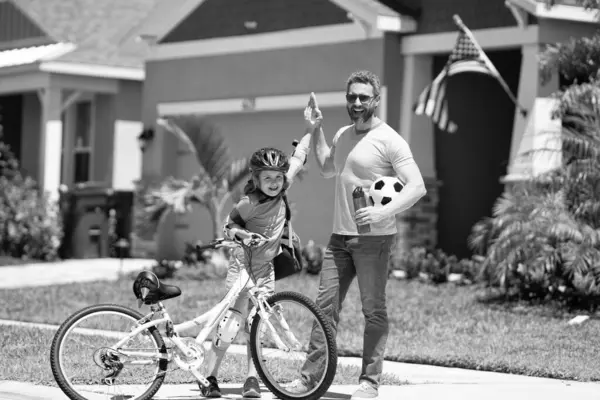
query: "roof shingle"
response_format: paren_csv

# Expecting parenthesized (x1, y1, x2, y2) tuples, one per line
(11, 0, 161, 68)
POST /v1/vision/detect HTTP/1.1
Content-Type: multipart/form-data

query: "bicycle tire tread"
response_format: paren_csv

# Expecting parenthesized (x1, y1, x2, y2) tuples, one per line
(49, 303, 168, 400)
(249, 291, 338, 400)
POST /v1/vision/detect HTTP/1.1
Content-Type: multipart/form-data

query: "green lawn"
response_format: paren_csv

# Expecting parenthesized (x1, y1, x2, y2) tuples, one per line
(1, 272, 599, 381)
(0, 256, 32, 267)
(1, 325, 404, 386)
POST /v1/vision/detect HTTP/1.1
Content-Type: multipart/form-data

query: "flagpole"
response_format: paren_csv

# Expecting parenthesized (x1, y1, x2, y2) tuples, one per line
(452, 14, 528, 117)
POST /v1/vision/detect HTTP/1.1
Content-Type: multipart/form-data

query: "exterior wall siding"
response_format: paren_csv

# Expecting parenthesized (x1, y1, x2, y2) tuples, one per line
(116, 80, 143, 121)
(144, 39, 385, 112)
(538, 18, 599, 45)
(395, 178, 440, 252)
(161, 0, 352, 43)
(0, 2, 50, 49)
(413, 0, 517, 34)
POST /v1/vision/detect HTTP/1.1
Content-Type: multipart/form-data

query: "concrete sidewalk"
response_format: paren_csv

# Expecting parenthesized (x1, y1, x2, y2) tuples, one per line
(0, 378, 598, 400)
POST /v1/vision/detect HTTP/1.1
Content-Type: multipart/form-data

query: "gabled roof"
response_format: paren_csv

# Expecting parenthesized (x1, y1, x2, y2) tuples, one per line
(10, 0, 162, 69)
(138, 0, 418, 43)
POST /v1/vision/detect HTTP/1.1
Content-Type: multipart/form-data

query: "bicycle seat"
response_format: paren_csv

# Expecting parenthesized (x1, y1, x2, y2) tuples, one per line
(132, 271, 182, 305)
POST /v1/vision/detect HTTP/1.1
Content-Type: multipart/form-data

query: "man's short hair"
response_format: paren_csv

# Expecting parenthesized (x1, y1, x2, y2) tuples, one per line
(346, 70, 381, 98)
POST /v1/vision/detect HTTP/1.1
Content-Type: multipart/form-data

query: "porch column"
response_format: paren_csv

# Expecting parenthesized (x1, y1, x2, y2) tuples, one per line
(506, 43, 559, 178)
(397, 54, 439, 251)
(400, 54, 435, 177)
(38, 86, 63, 200)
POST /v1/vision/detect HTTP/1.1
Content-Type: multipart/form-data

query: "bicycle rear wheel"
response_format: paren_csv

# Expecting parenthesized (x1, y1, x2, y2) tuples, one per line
(249, 291, 337, 400)
(50, 304, 168, 400)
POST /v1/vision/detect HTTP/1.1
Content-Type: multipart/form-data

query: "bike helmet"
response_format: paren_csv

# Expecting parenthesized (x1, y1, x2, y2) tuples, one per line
(249, 147, 289, 173)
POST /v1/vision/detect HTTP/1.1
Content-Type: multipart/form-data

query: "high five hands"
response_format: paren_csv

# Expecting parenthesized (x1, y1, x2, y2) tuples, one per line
(304, 92, 323, 131)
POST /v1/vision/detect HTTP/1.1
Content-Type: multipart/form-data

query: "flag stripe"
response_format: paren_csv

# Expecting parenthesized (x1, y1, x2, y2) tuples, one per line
(447, 60, 493, 77)
(412, 28, 506, 133)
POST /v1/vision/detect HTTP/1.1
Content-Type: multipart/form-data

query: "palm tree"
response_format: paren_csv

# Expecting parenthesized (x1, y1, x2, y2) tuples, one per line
(465, 1, 600, 305)
(142, 115, 251, 239)
(468, 77, 600, 302)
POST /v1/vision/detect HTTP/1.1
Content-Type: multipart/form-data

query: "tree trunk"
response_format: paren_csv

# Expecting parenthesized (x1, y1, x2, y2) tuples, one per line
(210, 201, 226, 239)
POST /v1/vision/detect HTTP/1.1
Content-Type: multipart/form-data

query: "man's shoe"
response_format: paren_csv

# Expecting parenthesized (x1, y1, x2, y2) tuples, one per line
(242, 376, 262, 398)
(350, 381, 378, 399)
(200, 376, 222, 398)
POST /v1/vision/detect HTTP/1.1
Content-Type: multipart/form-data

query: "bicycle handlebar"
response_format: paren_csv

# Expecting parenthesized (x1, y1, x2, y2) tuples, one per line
(196, 238, 242, 253)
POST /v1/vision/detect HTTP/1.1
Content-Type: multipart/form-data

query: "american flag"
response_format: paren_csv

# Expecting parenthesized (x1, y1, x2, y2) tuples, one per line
(414, 30, 499, 133)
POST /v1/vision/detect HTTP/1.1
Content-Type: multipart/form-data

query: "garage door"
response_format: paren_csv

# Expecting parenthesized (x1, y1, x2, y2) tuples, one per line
(170, 107, 352, 254)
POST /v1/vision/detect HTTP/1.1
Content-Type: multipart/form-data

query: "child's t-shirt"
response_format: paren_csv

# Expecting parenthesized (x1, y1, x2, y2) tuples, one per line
(227, 192, 286, 267)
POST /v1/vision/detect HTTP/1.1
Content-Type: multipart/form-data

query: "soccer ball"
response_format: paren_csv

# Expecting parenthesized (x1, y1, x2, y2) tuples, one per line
(368, 176, 403, 207)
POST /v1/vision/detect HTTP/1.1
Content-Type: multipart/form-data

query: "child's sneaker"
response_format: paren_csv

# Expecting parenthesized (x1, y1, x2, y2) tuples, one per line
(285, 378, 311, 394)
(351, 381, 378, 399)
(200, 376, 221, 398)
(242, 376, 261, 398)
(271, 378, 311, 399)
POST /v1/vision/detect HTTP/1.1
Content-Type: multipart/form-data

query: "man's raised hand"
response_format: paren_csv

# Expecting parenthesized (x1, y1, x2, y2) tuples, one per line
(304, 92, 323, 130)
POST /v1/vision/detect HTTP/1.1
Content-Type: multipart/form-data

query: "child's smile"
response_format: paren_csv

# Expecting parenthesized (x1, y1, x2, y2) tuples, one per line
(258, 170, 285, 196)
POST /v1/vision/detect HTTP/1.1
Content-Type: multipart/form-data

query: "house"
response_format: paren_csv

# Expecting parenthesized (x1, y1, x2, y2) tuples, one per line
(0, 0, 160, 197)
(138, 0, 598, 260)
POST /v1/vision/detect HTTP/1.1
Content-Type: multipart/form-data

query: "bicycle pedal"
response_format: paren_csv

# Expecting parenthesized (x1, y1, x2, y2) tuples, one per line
(190, 368, 210, 387)
(198, 377, 210, 387)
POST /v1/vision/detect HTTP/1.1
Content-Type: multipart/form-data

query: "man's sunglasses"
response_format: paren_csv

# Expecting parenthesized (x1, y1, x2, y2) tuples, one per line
(346, 94, 374, 103)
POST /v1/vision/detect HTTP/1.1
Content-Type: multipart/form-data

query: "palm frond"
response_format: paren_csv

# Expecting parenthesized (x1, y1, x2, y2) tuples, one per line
(158, 115, 237, 183)
(468, 217, 496, 254)
(227, 157, 251, 191)
(561, 242, 597, 279)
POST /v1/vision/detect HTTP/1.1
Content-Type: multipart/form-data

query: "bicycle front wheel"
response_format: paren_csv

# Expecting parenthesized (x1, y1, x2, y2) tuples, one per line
(50, 304, 168, 400)
(249, 291, 337, 400)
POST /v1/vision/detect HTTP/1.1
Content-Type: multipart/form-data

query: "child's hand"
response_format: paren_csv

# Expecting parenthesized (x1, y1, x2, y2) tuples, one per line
(242, 233, 269, 248)
(304, 92, 323, 130)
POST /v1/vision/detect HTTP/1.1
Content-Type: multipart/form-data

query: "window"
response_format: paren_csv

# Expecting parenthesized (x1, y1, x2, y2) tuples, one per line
(73, 101, 92, 183)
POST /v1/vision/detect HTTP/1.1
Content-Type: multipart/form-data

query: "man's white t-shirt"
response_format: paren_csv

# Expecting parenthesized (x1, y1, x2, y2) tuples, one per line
(330, 121, 414, 235)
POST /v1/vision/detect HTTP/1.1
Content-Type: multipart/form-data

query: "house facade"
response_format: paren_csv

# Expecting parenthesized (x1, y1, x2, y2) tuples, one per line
(138, 0, 598, 260)
(0, 0, 160, 198)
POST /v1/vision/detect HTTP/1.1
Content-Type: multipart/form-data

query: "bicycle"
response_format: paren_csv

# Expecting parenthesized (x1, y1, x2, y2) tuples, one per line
(50, 237, 337, 400)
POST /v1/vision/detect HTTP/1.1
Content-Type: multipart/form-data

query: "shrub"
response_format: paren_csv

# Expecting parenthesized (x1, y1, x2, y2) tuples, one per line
(468, 79, 600, 310)
(390, 246, 481, 285)
(0, 128, 62, 261)
(302, 239, 325, 275)
(0, 174, 63, 260)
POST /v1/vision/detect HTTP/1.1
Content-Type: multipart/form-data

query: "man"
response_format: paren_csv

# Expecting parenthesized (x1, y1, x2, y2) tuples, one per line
(289, 70, 426, 399)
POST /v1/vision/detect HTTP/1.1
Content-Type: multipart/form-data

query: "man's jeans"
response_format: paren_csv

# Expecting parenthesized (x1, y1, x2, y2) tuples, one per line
(301, 233, 394, 388)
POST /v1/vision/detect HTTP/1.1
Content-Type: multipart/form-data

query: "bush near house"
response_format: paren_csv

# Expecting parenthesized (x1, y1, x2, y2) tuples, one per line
(390, 246, 482, 285)
(0, 126, 63, 262)
(468, 0, 600, 310)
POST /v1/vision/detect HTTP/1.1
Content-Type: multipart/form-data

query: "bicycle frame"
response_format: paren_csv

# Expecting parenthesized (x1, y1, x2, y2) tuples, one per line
(106, 252, 292, 386)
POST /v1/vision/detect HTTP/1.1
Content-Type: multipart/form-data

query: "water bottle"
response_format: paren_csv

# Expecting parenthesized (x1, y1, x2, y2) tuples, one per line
(352, 187, 371, 234)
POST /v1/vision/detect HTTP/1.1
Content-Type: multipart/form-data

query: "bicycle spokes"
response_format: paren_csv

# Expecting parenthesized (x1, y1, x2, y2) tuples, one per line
(57, 311, 164, 399)
(251, 297, 332, 398)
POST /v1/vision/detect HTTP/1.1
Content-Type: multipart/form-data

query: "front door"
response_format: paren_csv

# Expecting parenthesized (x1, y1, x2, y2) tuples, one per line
(434, 49, 521, 258)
